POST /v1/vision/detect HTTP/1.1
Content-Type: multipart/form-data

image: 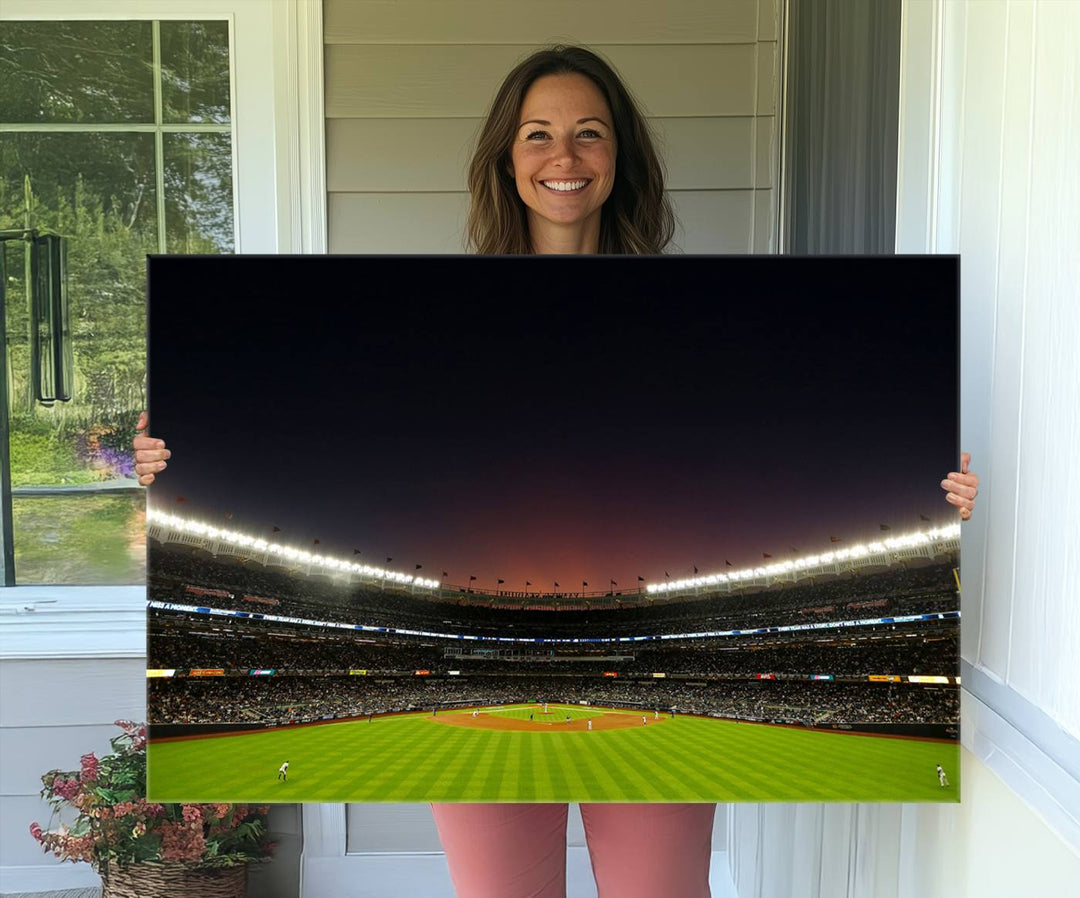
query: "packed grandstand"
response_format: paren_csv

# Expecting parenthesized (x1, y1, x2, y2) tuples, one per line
(147, 512, 960, 738)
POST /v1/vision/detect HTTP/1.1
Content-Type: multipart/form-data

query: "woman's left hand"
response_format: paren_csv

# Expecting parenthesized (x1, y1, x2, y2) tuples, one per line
(941, 451, 979, 521)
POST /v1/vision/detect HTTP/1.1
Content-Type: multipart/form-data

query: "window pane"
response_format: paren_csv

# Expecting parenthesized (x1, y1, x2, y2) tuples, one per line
(12, 493, 146, 585)
(1, 132, 154, 442)
(160, 20, 232, 124)
(164, 133, 235, 253)
(0, 21, 154, 124)
(2, 132, 153, 584)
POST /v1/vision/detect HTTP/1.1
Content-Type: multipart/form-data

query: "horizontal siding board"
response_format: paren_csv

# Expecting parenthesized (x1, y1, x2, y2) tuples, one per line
(329, 189, 756, 255)
(326, 118, 479, 192)
(667, 188, 755, 253)
(653, 117, 754, 189)
(0, 659, 146, 728)
(326, 44, 758, 118)
(324, 0, 759, 45)
(758, 0, 780, 42)
(2, 794, 73, 867)
(329, 192, 469, 253)
(327, 117, 757, 193)
(0, 724, 126, 796)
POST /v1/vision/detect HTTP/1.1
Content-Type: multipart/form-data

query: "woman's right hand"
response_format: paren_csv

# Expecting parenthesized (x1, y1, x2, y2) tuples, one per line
(133, 411, 170, 486)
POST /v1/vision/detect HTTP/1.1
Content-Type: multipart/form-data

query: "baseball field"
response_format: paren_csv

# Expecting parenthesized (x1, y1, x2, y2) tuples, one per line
(147, 704, 960, 803)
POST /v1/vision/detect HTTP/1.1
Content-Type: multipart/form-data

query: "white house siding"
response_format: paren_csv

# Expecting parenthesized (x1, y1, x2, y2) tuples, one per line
(324, 0, 781, 254)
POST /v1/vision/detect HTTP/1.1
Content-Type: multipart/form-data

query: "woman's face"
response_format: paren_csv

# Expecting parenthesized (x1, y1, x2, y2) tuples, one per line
(509, 73, 617, 238)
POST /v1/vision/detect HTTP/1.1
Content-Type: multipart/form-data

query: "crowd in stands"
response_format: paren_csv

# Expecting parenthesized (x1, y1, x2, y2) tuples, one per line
(148, 674, 958, 727)
(149, 611, 958, 678)
(149, 541, 958, 641)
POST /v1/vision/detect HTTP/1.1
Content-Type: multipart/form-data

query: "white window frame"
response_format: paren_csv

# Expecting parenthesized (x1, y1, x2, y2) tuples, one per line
(0, 0, 326, 660)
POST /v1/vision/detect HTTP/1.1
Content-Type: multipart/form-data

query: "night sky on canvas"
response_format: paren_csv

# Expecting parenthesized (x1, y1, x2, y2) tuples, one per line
(147, 255, 957, 592)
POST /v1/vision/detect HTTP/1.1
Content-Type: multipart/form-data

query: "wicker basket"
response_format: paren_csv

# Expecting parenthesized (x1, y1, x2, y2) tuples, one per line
(100, 862, 247, 898)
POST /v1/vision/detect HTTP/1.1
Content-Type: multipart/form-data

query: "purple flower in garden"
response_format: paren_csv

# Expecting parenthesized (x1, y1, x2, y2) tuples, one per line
(95, 446, 136, 479)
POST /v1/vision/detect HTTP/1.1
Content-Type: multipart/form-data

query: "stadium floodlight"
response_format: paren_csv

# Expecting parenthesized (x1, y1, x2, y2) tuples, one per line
(644, 524, 959, 595)
(145, 509, 441, 590)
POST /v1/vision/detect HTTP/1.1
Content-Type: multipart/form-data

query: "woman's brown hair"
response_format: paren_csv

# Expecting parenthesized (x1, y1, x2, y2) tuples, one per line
(466, 46, 675, 254)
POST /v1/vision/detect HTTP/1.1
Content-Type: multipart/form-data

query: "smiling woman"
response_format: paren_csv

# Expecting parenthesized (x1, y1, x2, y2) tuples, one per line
(510, 73, 617, 252)
(466, 45, 674, 255)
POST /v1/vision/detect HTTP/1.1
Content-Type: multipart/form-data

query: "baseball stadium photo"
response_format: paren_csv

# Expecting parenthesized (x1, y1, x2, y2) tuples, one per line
(145, 255, 961, 804)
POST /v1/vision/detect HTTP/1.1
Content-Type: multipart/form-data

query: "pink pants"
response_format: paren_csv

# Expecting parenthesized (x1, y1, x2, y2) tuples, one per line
(430, 803, 715, 898)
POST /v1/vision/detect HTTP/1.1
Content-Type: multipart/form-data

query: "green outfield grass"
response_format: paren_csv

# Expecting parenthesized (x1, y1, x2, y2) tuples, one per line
(147, 704, 960, 803)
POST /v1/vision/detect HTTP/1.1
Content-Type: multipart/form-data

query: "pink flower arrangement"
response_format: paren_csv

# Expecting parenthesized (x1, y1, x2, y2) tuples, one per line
(30, 721, 273, 875)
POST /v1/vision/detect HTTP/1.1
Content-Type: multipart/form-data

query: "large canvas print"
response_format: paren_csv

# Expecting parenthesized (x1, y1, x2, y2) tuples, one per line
(145, 255, 960, 803)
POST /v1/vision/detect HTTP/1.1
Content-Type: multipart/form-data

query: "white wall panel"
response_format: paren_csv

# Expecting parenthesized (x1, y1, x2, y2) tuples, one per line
(326, 44, 759, 119)
(327, 117, 764, 193)
(0, 659, 146, 728)
(325, 0, 761, 45)
(1006, 0, 1080, 732)
(728, 2, 1080, 896)
(346, 803, 444, 852)
(954, 0, 1011, 679)
(329, 192, 469, 254)
(323, 1, 780, 262)
(670, 190, 757, 253)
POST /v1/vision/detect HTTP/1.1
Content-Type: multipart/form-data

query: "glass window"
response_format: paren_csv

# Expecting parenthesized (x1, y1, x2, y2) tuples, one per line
(0, 20, 234, 584)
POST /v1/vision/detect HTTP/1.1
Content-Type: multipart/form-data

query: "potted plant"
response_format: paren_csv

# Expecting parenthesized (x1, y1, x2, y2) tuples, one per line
(30, 720, 274, 897)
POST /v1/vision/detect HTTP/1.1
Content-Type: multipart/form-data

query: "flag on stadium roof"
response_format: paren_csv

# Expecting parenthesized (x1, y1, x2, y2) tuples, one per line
(526, 581, 532, 586)
(272, 525, 281, 532)
(725, 559, 732, 566)
(554, 581, 560, 588)
(416, 564, 422, 569)
(443, 570, 448, 577)
(665, 571, 670, 578)
(763, 552, 772, 558)
(880, 524, 891, 531)
(829, 535, 841, 542)
(582, 580, 588, 587)
(920, 513, 931, 521)
(386, 556, 392, 563)
(693, 565, 698, 574)
(469, 575, 476, 581)
(610, 579, 617, 586)
(638, 575, 644, 581)
(498, 578, 505, 584)
(354, 548, 362, 554)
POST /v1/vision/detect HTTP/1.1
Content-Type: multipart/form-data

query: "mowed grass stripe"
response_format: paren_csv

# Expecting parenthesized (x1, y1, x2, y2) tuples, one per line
(579, 725, 669, 802)
(623, 721, 731, 801)
(393, 719, 476, 801)
(538, 709, 631, 802)
(550, 733, 591, 802)
(537, 707, 617, 802)
(666, 720, 759, 798)
(585, 724, 688, 801)
(335, 718, 441, 797)
(148, 713, 960, 803)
